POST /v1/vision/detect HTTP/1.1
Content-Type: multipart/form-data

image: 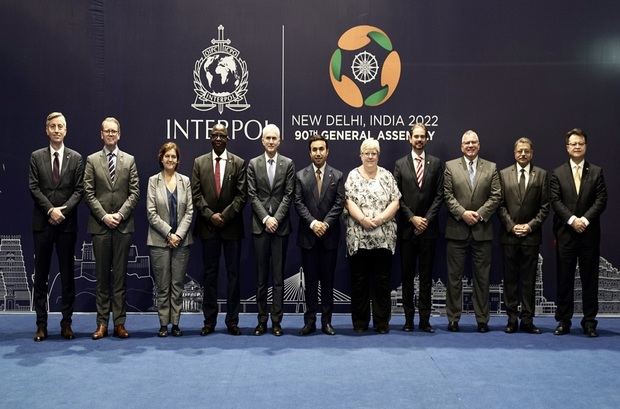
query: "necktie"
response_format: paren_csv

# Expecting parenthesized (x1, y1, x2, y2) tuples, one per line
(52, 152, 60, 184)
(107, 152, 116, 183)
(415, 157, 424, 188)
(518, 168, 526, 196)
(316, 168, 322, 197)
(267, 158, 275, 187)
(574, 165, 581, 194)
(468, 161, 475, 186)
(214, 157, 221, 197)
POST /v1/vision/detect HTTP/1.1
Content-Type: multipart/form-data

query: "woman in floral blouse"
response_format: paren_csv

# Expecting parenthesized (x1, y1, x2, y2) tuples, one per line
(344, 138, 400, 334)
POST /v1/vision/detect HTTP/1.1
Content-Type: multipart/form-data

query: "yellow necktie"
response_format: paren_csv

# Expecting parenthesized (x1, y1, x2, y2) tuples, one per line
(573, 165, 581, 194)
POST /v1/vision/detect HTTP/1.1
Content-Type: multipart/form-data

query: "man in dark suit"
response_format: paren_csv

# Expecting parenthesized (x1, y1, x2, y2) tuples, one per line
(444, 130, 501, 332)
(84, 117, 140, 340)
(498, 137, 549, 334)
(192, 124, 246, 336)
(29, 112, 84, 342)
(247, 123, 295, 336)
(294, 134, 344, 336)
(393, 123, 443, 333)
(550, 128, 607, 337)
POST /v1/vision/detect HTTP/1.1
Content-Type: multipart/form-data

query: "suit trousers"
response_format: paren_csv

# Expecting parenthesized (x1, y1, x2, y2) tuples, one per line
(301, 242, 337, 325)
(150, 245, 189, 326)
(400, 237, 435, 322)
(555, 234, 600, 327)
(33, 227, 76, 326)
(349, 248, 392, 329)
(201, 238, 242, 327)
(502, 243, 538, 324)
(253, 232, 288, 324)
(446, 238, 492, 324)
(92, 230, 132, 326)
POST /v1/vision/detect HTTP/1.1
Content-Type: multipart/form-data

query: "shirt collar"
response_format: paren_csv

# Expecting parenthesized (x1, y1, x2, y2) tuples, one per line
(104, 146, 119, 156)
(312, 163, 326, 173)
(570, 159, 584, 169)
(517, 163, 531, 173)
(213, 149, 228, 160)
(265, 152, 278, 163)
(412, 151, 425, 162)
(50, 144, 64, 156)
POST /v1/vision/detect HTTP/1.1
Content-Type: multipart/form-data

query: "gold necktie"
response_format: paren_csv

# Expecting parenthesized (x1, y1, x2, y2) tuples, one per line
(574, 165, 581, 194)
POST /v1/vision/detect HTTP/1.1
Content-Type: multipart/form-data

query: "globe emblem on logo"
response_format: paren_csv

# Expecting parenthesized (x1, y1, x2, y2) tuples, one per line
(329, 25, 401, 108)
(192, 25, 250, 114)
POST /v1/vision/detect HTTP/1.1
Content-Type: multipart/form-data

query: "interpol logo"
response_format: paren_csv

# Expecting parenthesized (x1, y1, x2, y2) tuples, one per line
(329, 25, 401, 108)
(192, 25, 250, 114)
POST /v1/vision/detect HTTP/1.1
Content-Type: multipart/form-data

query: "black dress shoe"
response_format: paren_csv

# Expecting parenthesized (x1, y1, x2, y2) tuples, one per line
(299, 323, 317, 336)
(33, 325, 48, 342)
(353, 326, 367, 333)
(520, 323, 541, 334)
(504, 321, 518, 334)
(321, 323, 336, 335)
(200, 325, 214, 336)
(171, 325, 183, 337)
(419, 321, 435, 333)
(227, 325, 241, 336)
(158, 326, 168, 337)
(254, 323, 267, 336)
(554, 322, 571, 336)
(447, 321, 459, 332)
(272, 324, 283, 336)
(60, 322, 75, 340)
(375, 324, 389, 334)
(583, 326, 599, 338)
(402, 321, 414, 332)
(477, 323, 490, 333)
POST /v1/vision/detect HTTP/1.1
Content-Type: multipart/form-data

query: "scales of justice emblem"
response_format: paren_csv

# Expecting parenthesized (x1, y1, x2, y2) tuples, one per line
(192, 25, 250, 114)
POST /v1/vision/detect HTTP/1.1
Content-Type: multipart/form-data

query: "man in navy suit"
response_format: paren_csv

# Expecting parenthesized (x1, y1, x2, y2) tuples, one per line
(294, 134, 344, 336)
(393, 123, 443, 333)
(498, 137, 549, 334)
(29, 112, 84, 341)
(550, 128, 607, 337)
(247, 124, 295, 336)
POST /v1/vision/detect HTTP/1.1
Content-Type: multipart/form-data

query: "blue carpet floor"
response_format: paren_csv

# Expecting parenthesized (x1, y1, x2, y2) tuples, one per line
(1, 313, 619, 409)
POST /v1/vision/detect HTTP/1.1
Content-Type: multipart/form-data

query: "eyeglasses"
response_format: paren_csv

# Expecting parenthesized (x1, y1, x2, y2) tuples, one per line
(102, 129, 119, 135)
(210, 133, 228, 140)
(567, 142, 585, 147)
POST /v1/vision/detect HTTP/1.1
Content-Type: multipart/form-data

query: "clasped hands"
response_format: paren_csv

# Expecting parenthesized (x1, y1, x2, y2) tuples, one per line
(47, 206, 67, 225)
(512, 223, 531, 237)
(102, 212, 123, 229)
(462, 210, 481, 226)
(571, 217, 588, 234)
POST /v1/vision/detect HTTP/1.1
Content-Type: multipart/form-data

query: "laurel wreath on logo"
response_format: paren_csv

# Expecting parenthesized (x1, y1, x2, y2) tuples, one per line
(193, 58, 249, 103)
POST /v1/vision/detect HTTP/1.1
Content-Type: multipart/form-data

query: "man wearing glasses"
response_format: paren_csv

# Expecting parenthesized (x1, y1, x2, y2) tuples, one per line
(84, 117, 140, 340)
(191, 124, 247, 336)
(550, 128, 607, 337)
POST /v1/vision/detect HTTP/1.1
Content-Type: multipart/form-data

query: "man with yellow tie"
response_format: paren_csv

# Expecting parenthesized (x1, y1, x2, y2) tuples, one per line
(550, 128, 607, 337)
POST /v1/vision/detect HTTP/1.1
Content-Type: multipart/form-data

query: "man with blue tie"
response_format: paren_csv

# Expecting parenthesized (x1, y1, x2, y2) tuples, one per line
(29, 112, 84, 341)
(84, 117, 140, 340)
(498, 137, 549, 334)
(247, 124, 295, 336)
(550, 128, 607, 337)
(294, 134, 344, 336)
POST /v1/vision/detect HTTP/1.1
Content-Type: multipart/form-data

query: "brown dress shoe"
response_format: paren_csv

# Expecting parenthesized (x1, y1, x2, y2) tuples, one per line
(61, 323, 75, 340)
(33, 325, 48, 342)
(113, 324, 130, 339)
(92, 324, 108, 340)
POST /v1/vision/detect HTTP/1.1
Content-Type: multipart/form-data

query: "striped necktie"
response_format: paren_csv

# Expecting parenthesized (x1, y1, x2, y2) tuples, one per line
(108, 152, 116, 183)
(415, 157, 424, 188)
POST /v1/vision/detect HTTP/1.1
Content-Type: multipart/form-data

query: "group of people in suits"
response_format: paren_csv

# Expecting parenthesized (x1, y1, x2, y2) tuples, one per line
(29, 111, 607, 341)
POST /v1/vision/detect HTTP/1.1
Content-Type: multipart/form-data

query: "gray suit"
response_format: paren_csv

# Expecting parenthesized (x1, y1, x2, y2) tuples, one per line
(147, 171, 193, 326)
(498, 164, 549, 325)
(444, 157, 501, 323)
(247, 153, 295, 324)
(84, 148, 140, 326)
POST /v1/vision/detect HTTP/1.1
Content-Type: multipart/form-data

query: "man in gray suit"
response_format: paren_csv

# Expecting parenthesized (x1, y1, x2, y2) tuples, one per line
(247, 123, 295, 336)
(444, 130, 501, 332)
(498, 137, 549, 334)
(294, 134, 344, 336)
(84, 117, 140, 340)
(29, 112, 84, 341)
(393, 123, 443, 333)
(192, 124, 247, 336)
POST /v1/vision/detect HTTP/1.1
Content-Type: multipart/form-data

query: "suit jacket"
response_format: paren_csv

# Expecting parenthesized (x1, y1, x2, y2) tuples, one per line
(293, 163, 345, 250)
(247, 153, 295, 236)
(29, 146, 84, 232)
(549, 160, 607, 242)
(444, 156, 501, 241)
(84, 148, 140, 234)
(498, 164, 549, 246)
(191, 151, 246, 240)
(393, 152, 443, 240)
(147, 171, 194, 247)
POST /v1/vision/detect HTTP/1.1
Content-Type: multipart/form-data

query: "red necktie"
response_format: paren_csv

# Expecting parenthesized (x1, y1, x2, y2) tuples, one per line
(52, 152, 60, 184)
(214, 157, 221, 196)
(415, 157, 424, 188)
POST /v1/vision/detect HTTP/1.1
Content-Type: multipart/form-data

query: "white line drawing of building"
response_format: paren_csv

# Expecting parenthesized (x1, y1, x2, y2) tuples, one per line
(0, 235, 31, 311)
(574, 257, 620, 314)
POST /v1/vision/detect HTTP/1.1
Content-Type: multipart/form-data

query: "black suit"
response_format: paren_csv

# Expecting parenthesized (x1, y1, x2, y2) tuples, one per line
(247, 153, 295, 325)
(498, 164, 549, 325)
(192, 150, 246, 328)
(550, 161, 607, 328)
(29, 146, 84, 327)
(393, 152, 443, 324)
(294, 164, 344, 325)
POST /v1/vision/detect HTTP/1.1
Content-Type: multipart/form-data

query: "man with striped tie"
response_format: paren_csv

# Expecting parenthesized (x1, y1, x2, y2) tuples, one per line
(84, 117, 140, 340)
